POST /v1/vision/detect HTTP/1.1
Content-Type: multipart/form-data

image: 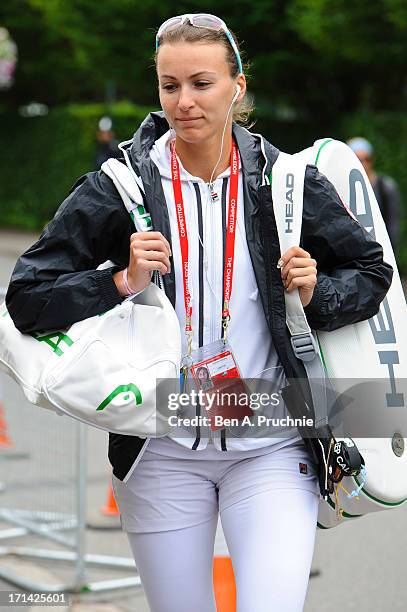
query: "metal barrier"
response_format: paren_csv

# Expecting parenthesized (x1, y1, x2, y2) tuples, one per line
(0, 285, 141, 593)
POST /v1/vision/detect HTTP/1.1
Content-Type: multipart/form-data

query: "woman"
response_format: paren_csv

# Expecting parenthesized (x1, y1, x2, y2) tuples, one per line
(6, 14, 392, 612)
(195, 366, 214, 391)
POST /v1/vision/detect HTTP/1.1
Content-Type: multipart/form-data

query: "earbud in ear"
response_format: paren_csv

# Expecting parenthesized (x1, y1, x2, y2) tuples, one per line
(232, 84, 241, 103)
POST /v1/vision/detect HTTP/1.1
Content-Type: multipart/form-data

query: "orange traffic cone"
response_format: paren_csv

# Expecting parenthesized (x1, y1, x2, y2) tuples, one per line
(213, 556, 236, 612)
(100, 483, 120, 516)
(0, 402, 13, 448)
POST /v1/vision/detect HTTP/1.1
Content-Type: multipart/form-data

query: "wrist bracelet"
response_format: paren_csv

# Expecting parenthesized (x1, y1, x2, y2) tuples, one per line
(122, 267, 137, 296)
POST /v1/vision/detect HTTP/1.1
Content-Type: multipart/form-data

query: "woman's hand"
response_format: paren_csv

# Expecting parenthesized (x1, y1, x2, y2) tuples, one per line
(114, 232, 172, 296)
(278, 246, 317, 307)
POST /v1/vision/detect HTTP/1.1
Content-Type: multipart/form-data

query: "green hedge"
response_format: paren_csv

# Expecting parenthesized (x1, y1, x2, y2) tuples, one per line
(0, 104, 406, 271)
(0, 102, 152, 230)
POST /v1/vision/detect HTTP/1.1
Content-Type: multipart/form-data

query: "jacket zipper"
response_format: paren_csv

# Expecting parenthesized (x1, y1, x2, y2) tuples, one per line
(210, 182, 217, 344)
(208, 181, 215, 445)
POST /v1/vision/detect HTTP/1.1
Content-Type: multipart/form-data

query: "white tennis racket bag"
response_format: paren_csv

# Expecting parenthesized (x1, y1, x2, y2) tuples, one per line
(272, 139, 407, 529)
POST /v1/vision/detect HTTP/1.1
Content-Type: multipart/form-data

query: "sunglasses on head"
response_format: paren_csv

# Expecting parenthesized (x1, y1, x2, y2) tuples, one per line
(155, 13, 243, 75)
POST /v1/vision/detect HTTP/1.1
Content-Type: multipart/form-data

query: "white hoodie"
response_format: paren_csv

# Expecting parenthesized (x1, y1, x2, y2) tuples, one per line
(149, 130, 299, 452)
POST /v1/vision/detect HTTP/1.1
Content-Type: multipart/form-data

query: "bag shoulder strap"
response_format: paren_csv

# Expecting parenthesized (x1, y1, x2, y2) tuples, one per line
(101, 158, 153, 233)
(271, 151, 328, 428)
(101, 158, 165, 290)
(271, 152, 310, 338)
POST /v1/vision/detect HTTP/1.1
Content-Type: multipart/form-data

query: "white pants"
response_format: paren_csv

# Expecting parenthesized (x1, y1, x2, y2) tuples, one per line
(114, 437, 319, 612)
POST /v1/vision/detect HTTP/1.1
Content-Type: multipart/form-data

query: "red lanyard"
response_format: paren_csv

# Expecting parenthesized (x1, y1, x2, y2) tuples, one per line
(170, 139, 239, 344)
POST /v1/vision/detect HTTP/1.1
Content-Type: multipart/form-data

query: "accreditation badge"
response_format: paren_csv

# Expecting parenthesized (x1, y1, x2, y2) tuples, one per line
(188, 339, 253, 430)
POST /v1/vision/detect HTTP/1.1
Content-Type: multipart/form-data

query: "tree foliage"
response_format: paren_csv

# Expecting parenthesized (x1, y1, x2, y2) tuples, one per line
(289, 0, 407, 111)
(0, 1, 406, 117)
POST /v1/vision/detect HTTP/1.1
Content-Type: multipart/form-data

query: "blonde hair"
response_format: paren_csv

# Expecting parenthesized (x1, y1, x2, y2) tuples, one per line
(155, 22, 254, 126)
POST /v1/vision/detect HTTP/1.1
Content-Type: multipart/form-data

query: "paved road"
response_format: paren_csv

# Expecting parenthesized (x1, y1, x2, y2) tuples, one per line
(1, 230, 407, 611)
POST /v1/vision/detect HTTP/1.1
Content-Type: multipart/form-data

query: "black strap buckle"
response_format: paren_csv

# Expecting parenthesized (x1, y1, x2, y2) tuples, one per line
(329, 438, 364, 484)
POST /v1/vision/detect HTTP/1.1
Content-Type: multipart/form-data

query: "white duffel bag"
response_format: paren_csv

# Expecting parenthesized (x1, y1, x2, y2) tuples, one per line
(0, 159, 181, 437)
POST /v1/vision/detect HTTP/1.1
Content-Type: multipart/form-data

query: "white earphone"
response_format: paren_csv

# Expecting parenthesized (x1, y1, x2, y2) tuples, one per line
(232, 84, 241, 104)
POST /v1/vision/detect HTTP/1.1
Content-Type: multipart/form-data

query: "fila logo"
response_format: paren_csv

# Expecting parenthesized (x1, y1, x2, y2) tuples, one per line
(285, 173, 294, 234)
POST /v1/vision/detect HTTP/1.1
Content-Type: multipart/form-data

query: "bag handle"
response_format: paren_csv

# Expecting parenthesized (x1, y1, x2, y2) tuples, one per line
(101, 158, 153, 233)
(101, 158, 164, 289)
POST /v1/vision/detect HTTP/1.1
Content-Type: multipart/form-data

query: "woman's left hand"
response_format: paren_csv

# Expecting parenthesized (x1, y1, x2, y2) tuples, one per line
(278, 247, 317, 307)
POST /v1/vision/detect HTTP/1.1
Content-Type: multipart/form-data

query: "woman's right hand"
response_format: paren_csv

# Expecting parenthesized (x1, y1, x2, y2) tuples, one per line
(113, 231, 172, 296)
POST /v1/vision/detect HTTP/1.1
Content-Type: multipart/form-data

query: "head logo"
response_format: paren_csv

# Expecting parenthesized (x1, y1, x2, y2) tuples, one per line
(285, 173, 294, 233)
(349, 169, 404, 409)
(96, 383, 142, 412)
(34, 332, 73, 356)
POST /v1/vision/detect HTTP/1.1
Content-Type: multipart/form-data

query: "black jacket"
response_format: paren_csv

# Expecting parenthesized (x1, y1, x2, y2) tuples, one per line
(6, 112, 393, 495)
